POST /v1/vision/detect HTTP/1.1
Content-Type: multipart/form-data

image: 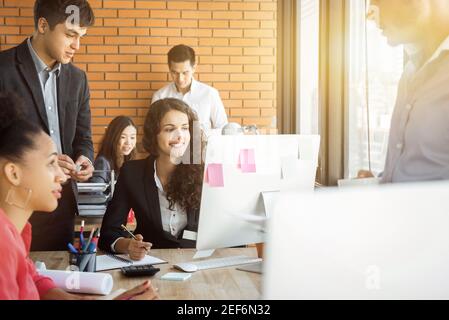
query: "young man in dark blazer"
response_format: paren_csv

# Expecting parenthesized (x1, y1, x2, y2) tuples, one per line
(0, 0, 95, 250)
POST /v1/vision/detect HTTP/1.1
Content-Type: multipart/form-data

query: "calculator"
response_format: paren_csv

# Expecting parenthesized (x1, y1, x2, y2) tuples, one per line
(121, 264, 160, 277)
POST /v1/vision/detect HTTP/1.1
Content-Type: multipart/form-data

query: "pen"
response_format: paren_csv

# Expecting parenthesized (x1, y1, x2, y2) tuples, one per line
(88, 230, 100, 253)
(68, 243, 78, 254)
(120, 224, 149, 253)
(79, 220, 85, 249)
(83, 227, 97, 252)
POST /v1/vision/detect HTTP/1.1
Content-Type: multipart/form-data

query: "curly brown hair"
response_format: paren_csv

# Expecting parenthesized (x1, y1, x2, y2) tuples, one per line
(143, 98, 204, 212)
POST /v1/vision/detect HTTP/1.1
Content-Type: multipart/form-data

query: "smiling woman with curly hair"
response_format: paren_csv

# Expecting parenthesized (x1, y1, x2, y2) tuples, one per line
(99, 98, 204, 260)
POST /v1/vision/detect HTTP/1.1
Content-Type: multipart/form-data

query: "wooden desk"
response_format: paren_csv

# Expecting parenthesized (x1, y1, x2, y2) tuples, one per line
(30, 248, 262, 300)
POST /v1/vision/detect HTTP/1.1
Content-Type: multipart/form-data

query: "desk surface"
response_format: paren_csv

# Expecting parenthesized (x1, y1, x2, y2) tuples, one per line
(30, 248, 261, 300)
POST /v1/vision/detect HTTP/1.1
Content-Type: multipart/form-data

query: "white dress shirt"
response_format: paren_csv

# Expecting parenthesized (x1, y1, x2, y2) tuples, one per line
(153, 162, 188, 237)
(110, 162, 188, 252)
(151, 79, 228, 136)
(382, 35, 449, 183)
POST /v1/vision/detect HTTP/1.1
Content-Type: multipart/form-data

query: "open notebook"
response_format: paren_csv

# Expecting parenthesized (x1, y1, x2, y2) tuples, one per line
(96, 254, 167, 271)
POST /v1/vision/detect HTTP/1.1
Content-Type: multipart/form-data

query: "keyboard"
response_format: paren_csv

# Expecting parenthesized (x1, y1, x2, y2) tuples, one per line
(173, 255, 262, 273)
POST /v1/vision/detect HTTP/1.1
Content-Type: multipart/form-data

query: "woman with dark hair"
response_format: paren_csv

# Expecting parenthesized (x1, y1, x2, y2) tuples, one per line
(0, 92, 157, 300)
(90, 116, 137, 184)
(99, 98, 204, 260)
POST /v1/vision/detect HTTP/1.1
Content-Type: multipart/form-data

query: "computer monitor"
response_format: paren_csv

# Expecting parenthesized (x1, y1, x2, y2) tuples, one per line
(196, 134, 320, 251)
(263, 181, 449, 299)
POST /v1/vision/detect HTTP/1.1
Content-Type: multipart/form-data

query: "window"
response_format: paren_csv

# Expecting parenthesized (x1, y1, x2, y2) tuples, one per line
(346, 0, 404, 177)
(297, 0, 320, 134)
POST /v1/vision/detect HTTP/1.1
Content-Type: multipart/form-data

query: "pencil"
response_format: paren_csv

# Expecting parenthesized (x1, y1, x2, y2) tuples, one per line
(120, 224, 149, 252)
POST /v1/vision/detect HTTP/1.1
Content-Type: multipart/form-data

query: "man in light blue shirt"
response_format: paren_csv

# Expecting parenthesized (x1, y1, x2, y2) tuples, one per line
(359, 0, 449, 183)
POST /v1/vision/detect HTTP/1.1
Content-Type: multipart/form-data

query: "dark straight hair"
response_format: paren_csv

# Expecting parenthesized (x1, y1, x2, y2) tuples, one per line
(167, 44, 196, 67)
(34, 0, 95, 30)
(97, 116, 137, 172)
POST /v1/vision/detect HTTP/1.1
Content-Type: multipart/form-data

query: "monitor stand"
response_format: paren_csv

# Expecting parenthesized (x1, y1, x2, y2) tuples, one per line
(237, 261, 263, 274)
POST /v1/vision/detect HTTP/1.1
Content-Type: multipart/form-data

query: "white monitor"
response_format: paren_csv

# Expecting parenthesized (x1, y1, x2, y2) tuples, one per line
(263, 181, 449, 299)
(196, 134, 320, 251)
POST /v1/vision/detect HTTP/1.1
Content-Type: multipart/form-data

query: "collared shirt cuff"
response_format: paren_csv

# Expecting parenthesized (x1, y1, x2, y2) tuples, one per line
(111, 237, 124, 253)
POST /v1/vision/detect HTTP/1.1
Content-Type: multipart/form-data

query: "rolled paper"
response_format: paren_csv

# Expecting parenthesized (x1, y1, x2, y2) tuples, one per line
(39, 269, 113, 295)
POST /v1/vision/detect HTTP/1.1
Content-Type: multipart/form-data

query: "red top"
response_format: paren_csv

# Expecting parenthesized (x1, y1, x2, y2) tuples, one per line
(0, 208, 56, 300)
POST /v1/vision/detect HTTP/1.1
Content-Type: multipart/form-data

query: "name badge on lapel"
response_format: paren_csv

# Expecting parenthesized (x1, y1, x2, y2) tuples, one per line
(182, 230, 197, 241)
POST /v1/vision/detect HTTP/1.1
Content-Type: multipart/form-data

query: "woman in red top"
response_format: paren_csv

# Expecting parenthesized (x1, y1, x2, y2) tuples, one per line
(0, 92, 158, 300)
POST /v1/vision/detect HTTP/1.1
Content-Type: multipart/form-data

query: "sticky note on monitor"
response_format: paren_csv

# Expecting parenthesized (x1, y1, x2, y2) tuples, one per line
(237, 149, 256, 173)
(205, 163, 224, 187)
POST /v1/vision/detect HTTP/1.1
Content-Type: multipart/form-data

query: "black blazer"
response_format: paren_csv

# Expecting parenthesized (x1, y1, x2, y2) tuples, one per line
(99, 157, 199, 251)
(0, 40, 94, 250)
(0, 40, 93, 162)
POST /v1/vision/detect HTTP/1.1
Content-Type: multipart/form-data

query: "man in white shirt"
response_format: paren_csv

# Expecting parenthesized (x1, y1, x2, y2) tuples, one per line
(358, 0, 449, 183)
(151, 45, 228, 135)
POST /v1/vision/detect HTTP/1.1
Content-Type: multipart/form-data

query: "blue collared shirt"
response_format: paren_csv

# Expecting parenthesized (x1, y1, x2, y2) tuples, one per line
(382, 35, 449, 183)
(27, 37, 63, 154)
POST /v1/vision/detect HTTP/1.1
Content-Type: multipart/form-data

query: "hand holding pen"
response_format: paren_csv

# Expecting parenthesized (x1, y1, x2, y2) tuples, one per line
(121, 224, 152, 261)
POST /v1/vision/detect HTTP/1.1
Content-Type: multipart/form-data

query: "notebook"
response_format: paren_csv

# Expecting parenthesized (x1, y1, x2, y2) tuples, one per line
(96, 254, 167, 271)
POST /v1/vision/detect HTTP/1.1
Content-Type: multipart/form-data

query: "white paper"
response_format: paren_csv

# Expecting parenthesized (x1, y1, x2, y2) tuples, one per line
(96, 254, 167, 271)
(39, 269, 113, 295)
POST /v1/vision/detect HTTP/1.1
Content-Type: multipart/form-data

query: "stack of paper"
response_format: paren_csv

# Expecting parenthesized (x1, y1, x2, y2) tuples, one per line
(96, 254, 167, 271)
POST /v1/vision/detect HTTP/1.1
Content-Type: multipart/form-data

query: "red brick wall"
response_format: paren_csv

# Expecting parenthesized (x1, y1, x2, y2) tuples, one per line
(0, 0, 277, 153)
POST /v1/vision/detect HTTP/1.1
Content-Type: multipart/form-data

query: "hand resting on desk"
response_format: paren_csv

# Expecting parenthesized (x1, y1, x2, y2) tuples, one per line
(42, 281, 159, 300)
(115, 280, 159, 300)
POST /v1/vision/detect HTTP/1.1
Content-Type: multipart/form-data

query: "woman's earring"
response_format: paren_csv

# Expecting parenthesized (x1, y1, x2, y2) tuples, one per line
(5, 187, 33, 209)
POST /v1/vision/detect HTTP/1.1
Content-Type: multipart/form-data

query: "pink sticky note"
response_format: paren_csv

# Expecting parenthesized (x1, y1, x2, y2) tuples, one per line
(205, 163, 224, 187)
(238, 149, 256, 173)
